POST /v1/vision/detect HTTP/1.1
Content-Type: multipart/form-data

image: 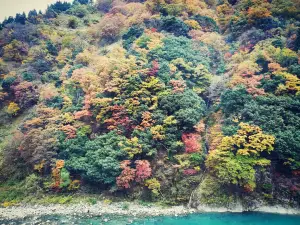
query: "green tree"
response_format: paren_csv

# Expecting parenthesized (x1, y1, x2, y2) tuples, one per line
(65, 131, 127, 185)
(159, 90, 206, 130)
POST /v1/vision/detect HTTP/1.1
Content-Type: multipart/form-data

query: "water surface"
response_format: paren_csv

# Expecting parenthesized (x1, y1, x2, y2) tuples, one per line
(1, 212, 300, 225)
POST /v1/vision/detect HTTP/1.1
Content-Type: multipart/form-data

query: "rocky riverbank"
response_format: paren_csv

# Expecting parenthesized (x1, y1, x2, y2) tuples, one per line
(0, 202, 193, 220)
(1, 202, 300, 220)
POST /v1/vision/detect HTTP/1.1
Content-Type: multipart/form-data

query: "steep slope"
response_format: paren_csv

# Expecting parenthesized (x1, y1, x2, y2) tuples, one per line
(0, 0, 299, 207)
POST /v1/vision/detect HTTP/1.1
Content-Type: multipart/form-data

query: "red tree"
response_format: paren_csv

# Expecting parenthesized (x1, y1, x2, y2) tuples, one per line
(135, 160, 152, 183)
(116, 160, 136, 189)
(182, 133, 201, 153)
(147, 60, 159, 76)
(13, 81, 38, 108)
(170, 79, 186, 93)
(60, 125, 77, 139)
(74, 110, 92, 120)
(104, 105, 132, 134)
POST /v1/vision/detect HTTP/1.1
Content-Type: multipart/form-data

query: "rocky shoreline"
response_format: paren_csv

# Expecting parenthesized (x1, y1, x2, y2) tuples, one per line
(0, 202, 192, 220)
(0, 202, 300, 220)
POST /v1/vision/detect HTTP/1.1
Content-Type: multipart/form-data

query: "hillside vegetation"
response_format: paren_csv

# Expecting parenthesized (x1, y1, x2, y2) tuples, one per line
(0, 0, 300, 207)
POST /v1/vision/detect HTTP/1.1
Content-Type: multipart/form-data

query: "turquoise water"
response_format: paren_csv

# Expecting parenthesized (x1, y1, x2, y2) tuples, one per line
(1, 212, 300, 225)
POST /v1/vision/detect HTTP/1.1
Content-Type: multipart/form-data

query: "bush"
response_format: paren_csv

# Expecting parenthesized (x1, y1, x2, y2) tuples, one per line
(68, 17, 79, 29)
(190, 153, 204, 166)
(88, 198, 97, 205)
(277, 48, 298, 67)
(77, 0, 91, 4)
(121, 202, 130, 210)
(0, 182, 26, 203)
(3, 39, 29, 62)
(39, 195, 73, 204)
(24, 174, 42, 195)
(97, 13, 126, 43)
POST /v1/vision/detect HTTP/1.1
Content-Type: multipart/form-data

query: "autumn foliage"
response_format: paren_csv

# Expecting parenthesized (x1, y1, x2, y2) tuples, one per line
(182, 133, 201, 153)
(0, 0, 299, 205)
(116, 160, 136, 189)
(117, 160, 152, 189)
(135, 160, 152, 183)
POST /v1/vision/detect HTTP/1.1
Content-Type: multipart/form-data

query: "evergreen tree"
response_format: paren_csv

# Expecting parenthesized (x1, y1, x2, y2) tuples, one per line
(14, 12, 26, 25)
(28, 9, 38, 24)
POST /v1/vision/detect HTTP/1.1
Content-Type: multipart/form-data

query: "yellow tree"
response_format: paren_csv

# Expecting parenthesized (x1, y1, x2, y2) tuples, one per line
(206, 123, 275, 191)
(7, 102, 20, 116)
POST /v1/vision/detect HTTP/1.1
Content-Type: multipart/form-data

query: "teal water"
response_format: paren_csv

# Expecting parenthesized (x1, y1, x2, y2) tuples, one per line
(1, 212, 300, 225)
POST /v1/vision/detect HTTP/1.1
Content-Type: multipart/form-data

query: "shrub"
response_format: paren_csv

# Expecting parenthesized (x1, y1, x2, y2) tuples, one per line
(2, 201, 18, 207)
(41, 71, 61, 85)
(277, 48, 298, 67)
(122, 202, 130, 210)
(190, 153, 204, 165)
(88, 198, 97, 205)
(68, 17, 79, 29)
(39, 195, 73, 204)
(58, 196, 73, 204)
(116, 160, 136, 189)
(68, 180, 81, 191)
(45, 96, 64, 109)
(135, 160, 152, 183)
(24, 174, 42, 195)
(0, 182, 25, 203)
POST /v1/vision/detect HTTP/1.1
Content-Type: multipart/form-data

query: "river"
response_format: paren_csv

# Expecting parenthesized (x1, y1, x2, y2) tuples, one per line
(1, 212, 300, 224)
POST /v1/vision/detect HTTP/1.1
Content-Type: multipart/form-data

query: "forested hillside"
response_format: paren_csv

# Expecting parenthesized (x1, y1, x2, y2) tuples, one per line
(0, 0, 300, 208)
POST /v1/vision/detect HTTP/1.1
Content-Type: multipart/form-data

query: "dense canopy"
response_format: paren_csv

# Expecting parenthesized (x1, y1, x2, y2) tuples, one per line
(0, 0, 299, 207)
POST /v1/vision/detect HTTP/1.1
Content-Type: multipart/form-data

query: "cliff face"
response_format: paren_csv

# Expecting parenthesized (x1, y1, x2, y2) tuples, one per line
(0, 0, 300, 206)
